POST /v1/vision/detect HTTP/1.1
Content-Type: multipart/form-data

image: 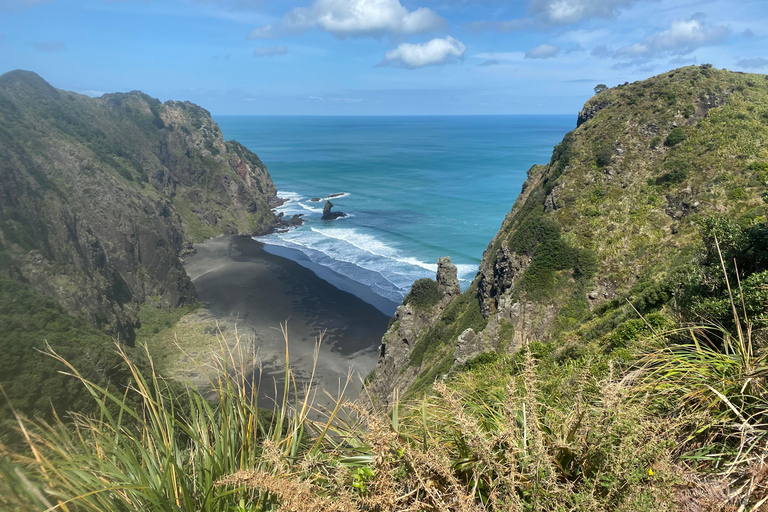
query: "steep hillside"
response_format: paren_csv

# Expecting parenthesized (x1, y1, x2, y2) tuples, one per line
(368, 65, 768, 405)
(0, 71, 279, 422)
(0, 70, 278, 341)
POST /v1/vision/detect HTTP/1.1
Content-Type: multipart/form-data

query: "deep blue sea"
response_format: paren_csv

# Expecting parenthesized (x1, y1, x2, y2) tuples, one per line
(215, 116, 574, 309)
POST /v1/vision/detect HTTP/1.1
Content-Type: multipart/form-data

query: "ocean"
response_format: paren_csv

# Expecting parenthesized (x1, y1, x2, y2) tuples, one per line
(215, 115, 574, 313)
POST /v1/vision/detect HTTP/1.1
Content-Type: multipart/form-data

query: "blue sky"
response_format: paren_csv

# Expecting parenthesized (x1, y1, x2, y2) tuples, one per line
(0, 0, 766, 114)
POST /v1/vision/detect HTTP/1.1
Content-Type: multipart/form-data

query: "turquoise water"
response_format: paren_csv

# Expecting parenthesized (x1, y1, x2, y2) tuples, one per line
(215, 116, 574, 307)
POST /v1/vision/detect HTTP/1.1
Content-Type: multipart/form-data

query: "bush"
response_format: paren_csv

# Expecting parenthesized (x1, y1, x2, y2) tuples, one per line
(595, 144, 613, 167)
(404, 278, 442, 310)
(664, 127, 686, 147)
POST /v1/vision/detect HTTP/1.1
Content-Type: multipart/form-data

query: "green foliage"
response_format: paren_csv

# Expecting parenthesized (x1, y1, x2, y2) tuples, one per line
(639, 313, 767, 492)
(545, 130, 574, 189)
(409, 286, 487, 369)
(678, 216, 768, 329)
(649, 135, 662, 149)
(655, 157, 691, 185)
(594, 84, 608, 94)
(1, 330, 352, 512)
(0, 277, 139, 436)
(595, 144, 613, 168)
(607, 313, 671, 349)
(664, 127, 686, 147)
(403, 278, 442, 311)
(507, 204, 597, 301)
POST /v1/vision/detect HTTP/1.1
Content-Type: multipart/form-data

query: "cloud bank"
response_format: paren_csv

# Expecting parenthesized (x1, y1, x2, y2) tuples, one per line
(736, 57, 768, 69)
(529, 0, 638, 25)
(469, 0, 638, 33)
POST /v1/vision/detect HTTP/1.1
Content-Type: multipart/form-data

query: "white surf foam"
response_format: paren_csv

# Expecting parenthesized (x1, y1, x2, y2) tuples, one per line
(297, 202, 324, 213)
(259, 196, 480, 303)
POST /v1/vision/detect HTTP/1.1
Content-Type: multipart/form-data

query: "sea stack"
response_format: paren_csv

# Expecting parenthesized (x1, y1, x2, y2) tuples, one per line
(321, 200, 346, 220)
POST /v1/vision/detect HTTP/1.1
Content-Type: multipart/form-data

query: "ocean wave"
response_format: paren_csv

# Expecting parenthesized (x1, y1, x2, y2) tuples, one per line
(258, 212, 479, 303)
(297, 202, 323, 213)
(276, 190, 303, 203)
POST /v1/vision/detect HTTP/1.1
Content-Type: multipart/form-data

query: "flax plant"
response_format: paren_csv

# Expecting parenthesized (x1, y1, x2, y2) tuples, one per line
(0, 324, 351, 512)
(638, 237, 768, 506)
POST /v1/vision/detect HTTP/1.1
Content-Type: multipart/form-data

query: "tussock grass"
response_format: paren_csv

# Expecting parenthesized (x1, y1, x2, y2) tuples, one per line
(637, 238, 768, 508)
(0, 324, 355, 512)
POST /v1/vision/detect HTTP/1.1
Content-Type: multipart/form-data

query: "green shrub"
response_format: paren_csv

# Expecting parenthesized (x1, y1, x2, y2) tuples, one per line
(649, 135, 662, 149)
(595, 144, 613, 167)
(655, 158, 691, 185)
(404, 278, 442, 310)
(664, 127, 686, 147)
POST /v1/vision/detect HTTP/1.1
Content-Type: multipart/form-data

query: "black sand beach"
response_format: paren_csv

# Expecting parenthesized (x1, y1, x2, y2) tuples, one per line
(183, 235, 393, 408)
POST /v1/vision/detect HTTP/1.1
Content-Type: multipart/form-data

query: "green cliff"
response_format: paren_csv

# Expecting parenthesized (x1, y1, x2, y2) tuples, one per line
(0, 70, 279, 420)
(368, 64, 768, 404)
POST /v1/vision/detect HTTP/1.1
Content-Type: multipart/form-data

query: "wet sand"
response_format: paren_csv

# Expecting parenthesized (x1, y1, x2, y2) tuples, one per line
(183, 235, 392, 410)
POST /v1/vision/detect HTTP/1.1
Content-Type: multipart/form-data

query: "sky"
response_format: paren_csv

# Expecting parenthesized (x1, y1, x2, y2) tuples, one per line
(0, 0, 766, 115)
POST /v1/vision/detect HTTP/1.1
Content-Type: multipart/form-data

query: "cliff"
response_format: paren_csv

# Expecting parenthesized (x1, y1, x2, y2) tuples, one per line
(0, 70, 278, 342)
(367, 65, 768, 405)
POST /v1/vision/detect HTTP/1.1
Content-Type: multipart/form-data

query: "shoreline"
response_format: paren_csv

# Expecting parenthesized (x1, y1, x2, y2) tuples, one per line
(260, 242, 400, 317)
(182, 235, 391, 409)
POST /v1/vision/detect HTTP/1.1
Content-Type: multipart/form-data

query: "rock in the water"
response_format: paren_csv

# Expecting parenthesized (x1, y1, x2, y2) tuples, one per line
(270, 212, 304, 233)
(436, 257, 461, 297)
(321, 200, 346, 220)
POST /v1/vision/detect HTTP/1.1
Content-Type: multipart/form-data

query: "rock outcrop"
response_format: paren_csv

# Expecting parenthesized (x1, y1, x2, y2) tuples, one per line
(0, 70, 280, 342)
(321, 200, 346, 220)
(436, 257, 461, 298)
(366, 257, 462, 407)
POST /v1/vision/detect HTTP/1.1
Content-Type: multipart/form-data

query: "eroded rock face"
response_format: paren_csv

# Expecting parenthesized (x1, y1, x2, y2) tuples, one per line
(478, 244, 531, 317)
(577, 100, 608, 127)
(436, 256, 461, 298)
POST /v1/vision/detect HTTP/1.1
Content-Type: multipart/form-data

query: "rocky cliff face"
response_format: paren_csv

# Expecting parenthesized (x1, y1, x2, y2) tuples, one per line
(367, 65, 768, 404)
(0, 70, 279, 341)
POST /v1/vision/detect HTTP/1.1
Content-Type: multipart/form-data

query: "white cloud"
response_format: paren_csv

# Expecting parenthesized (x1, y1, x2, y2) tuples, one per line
(381, 36, 465, 68)
(250, 0, 446, 39)
(253, 45, 287, 57)
(525, 43, 560, 59)
(529, 0, 638, 25)
(591, 16, 728, 68)
(640, 18, 727, 54)
(468, 0, 638, 32)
